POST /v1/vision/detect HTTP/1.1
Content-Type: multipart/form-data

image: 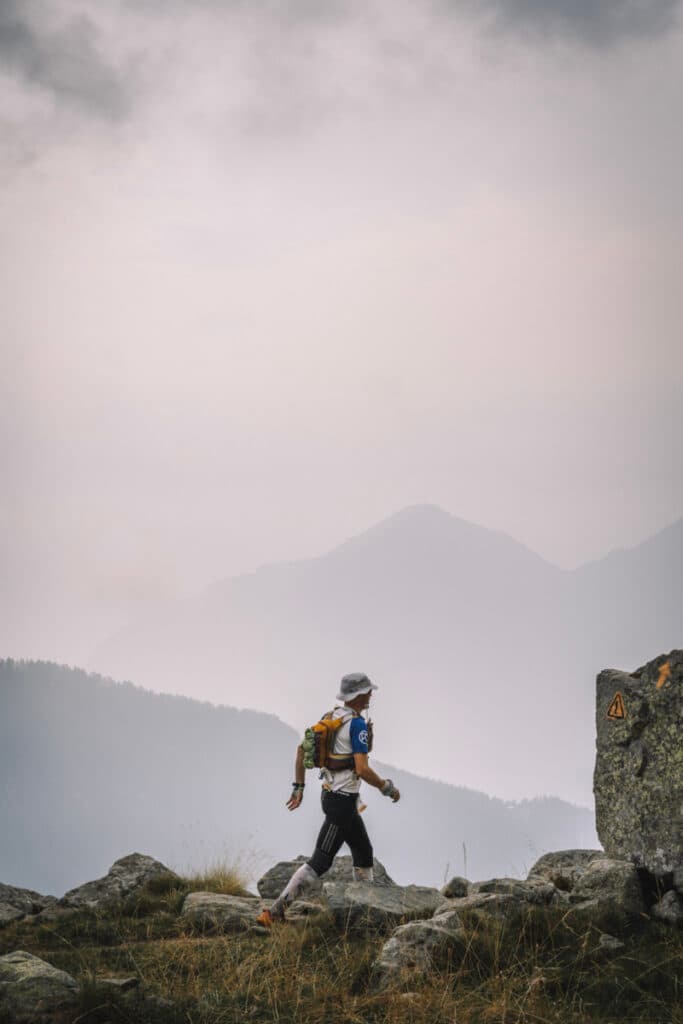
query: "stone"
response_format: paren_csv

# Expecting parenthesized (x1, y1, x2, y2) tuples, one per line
(0, 905, 25, 927)
(439, 892, 520, 918)
(442, 878, 563, 921)
(181, 892, 266, 932)
(371, 908, 465, 990)
(441, 876, 469, 898)
(651, 890, 683, 926)
(323, 881, 448, 934)
(673, 866, 683, 894)
(0, 950, 79, 1022)
(59, 852, 179, 911)
(0, 884, 57, 928)
(569, 857, 646, 918)
(286, 898, 325, 920)
(527, 850, 605, 891)
(473, 877, 558, 905)
(594, 651, 683, 875)
(257, 855, 395, 899)
(595, 933, 625, 958)
(96, 976, 140, 992)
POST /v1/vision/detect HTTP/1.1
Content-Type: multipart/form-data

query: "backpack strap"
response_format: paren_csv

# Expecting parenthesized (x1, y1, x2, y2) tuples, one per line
(325, 707, 359, 772)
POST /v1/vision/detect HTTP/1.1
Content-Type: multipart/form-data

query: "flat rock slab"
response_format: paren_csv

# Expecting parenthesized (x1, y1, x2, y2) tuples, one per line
(0, 950, 78, 1022)
(0, 884, 57, 928)
(439, 891, 534, 919)
(257, 856, 394, 899)
(473, 877, 558, 905)
(323, 882, 448, 934)
(181, 892, 265, 932)
(59, 852, 179, 911)
(371, 909, 466, 991)
(594, 650, 683, 875)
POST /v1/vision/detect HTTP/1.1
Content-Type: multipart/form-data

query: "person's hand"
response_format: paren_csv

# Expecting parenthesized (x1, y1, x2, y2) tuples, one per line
(286, 786, 304, 811)
(381, 778, 400, 802)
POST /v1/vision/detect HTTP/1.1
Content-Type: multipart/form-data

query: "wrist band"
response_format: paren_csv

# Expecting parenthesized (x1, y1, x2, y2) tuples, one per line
(381, 779, 397, 799)
(292, 783, 305, 790)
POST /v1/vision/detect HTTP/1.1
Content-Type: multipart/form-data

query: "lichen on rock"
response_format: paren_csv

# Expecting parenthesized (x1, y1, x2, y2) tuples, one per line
(594, 650, 683, 875)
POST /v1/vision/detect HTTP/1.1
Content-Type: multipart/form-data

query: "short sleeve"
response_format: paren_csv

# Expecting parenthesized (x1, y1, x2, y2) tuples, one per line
(349, 716, 369, 754)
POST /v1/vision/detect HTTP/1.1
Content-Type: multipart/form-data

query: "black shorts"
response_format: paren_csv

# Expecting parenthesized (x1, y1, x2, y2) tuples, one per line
(307, 790, 373, 876)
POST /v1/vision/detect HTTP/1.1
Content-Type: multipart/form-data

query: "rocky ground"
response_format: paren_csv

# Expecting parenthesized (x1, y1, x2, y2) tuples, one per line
(1, 850, 682, 1023)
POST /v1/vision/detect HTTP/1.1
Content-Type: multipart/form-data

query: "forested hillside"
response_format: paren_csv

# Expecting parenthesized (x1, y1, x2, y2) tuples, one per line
(0, 660, 597, 895)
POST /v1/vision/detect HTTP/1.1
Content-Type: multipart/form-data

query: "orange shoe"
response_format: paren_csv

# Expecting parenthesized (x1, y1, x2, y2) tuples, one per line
(255, 908, 275, 928)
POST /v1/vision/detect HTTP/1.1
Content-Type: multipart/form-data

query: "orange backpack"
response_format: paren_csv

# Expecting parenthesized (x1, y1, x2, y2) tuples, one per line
(302, 710, 355, 770)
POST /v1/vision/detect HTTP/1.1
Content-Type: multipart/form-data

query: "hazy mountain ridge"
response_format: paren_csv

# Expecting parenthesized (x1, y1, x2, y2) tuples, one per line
(0, 659, 596, 896)
(87, 505, 683, 804)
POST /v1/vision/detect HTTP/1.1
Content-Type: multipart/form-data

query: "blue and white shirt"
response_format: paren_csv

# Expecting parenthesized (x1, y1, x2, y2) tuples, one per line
(320, 706, 370, 794)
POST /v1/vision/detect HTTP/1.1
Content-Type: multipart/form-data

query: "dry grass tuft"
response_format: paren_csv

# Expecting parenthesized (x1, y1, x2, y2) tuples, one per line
(178, 856, 252, 897)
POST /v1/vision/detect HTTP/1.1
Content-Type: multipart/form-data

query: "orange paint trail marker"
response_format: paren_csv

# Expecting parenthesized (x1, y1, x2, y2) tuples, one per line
(656, 661, 671, 690)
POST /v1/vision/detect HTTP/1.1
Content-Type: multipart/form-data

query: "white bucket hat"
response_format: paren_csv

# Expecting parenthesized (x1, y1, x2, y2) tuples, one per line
(336, 672, 378, 702)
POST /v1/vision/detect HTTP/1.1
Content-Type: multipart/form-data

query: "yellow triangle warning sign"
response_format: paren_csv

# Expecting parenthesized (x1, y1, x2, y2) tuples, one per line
(607, 692, 626, 720)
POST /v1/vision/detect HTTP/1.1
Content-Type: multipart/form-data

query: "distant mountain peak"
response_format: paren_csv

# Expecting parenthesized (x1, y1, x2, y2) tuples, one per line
(329, 502, 555, 570)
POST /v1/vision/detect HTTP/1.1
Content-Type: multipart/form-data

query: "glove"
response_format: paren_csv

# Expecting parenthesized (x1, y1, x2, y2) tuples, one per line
(381, 778, 400, 801)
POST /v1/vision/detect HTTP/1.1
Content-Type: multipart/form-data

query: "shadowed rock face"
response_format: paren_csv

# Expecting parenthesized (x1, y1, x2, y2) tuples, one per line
(594, 651, 683, 875)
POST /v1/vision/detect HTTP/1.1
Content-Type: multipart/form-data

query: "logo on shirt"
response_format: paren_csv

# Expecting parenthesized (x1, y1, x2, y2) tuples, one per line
(358, 730, 369, 747)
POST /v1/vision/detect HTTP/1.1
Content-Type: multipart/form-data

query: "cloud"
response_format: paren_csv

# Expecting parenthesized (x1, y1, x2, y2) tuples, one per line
(457, 0, 681, 46)
(0, 1, 130, 119)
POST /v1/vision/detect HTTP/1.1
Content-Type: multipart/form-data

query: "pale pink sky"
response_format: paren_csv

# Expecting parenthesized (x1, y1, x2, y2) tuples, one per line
(1, 0, 682, 663)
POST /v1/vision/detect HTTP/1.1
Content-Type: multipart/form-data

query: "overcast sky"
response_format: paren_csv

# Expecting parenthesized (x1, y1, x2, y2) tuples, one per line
(2, 0, 682, 660)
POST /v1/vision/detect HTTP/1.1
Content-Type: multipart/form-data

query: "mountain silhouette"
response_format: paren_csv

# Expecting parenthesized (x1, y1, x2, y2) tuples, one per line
(88, 506, 682, 803)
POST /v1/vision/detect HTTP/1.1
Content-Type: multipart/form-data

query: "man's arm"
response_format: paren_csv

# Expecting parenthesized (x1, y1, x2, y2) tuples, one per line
(353, 753, 401, 802)
(287, 744, 306, 811)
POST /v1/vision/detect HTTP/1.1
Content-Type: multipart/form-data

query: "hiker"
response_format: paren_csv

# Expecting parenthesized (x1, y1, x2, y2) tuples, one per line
(256, 672, 400, 926)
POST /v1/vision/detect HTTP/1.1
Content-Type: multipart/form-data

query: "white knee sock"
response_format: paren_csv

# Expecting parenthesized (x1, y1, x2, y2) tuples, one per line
(352, 866, 374, 882)
(271, 862, 319, 916)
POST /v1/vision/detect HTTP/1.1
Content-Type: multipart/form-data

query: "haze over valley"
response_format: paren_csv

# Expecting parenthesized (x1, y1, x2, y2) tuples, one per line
(88, 504, 682, 806)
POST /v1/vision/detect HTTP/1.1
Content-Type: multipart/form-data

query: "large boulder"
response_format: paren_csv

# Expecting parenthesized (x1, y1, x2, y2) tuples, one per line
(371, 909, 466, 991)
(594, 651, 683, 875)
(568, 857, 646, 918)
(257, 856, 395, 899)
(0, 950, 79, 1022)
(323, 881, 447, 934)
(527, 850, 605, 890)
(0, 884, 56, 927)
(181, 892, 265, 932)
(58, 853, 179, 912)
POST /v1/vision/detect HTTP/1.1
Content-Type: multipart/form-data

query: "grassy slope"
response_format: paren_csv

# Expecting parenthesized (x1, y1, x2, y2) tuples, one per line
(1, 872, 682, 1024)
